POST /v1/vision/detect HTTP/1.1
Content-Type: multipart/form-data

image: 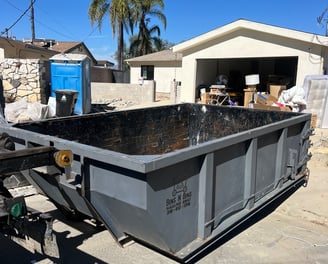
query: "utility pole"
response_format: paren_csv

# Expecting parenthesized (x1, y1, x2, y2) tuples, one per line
(30, 0, 35, 42)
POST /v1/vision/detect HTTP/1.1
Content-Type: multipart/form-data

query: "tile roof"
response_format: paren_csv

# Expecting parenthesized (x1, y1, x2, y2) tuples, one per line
(51, 41, 82, 53)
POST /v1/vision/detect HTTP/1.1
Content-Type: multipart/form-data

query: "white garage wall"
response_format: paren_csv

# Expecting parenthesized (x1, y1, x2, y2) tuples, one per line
(179, 32, 325, 102)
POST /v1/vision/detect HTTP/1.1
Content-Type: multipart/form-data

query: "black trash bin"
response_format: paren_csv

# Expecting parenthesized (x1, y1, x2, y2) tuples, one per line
(55, 90, 78, 117)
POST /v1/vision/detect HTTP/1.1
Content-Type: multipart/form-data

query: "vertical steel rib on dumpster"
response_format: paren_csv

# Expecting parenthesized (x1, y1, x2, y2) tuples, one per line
(198, 152, 214, 239)
(244, 137, 257, 210)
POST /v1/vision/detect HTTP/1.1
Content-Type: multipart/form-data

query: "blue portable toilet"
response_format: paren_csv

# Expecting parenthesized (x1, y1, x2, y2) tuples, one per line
(50, 53, 91, 114)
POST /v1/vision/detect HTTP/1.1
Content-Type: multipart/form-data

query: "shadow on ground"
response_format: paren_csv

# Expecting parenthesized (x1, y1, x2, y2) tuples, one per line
(0, 208, 107, 264)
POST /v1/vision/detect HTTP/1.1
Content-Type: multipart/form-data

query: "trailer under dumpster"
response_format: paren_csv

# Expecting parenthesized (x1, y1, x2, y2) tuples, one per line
(0, 103, 312, 262)
(0, 133, 72, 250)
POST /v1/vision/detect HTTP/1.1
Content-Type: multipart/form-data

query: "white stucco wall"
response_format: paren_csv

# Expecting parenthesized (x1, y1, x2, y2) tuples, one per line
(130, 67, 141, 84)
(154, 66, 182, 93)
(176, 29, 327, 103)
(129, 62, 182, 93)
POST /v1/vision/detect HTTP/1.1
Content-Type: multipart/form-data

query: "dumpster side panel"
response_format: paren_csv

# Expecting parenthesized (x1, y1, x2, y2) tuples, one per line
(212, 142, 247, 226)
(84, 156, 201, 252)
(146, 157, 200, 251)
(255, 131, 279, 201)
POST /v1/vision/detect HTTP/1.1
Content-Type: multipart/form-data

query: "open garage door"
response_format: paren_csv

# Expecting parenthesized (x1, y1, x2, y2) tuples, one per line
(195, 57, 298, 105)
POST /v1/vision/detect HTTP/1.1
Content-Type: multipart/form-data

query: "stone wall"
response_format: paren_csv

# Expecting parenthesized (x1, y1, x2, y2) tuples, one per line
(0, 58, 50, 104)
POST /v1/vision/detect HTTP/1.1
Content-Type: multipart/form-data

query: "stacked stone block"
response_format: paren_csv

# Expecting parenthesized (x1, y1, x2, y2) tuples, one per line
(0, 59, 49, 104)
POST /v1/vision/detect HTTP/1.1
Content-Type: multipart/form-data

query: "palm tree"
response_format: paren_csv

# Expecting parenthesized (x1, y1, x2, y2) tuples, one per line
(129, 24, 162, 57)
(130, 0, 166, 56)
(88, 0, 134, 71)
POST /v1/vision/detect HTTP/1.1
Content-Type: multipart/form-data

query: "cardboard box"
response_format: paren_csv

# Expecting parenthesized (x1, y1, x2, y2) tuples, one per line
(270, 85, 286, 99)
(311, 113, 317, 128)
(243, 87, 257, 106)
(252, 103, 291, 111)
(255, 93, 266, 105)
(201, 92, 210, 104)
(255, 93, 278, 105)
(252, 103, 281, 111)
(267, 94, 278, 101)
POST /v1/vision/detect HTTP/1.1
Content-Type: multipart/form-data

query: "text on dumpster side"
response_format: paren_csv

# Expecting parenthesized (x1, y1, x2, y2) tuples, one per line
(166, 181, 192, 215)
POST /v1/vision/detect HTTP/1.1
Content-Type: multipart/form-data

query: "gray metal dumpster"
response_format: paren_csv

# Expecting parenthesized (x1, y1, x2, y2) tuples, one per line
(0, 104, 312, 262)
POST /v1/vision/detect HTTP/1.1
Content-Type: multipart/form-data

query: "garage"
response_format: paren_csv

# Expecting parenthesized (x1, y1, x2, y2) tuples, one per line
(195, 56, 298, 105)
(172, 19, 328, 104)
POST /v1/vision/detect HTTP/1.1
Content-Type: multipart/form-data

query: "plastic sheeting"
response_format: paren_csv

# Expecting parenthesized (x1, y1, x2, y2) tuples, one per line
(4, 99, 53, 123)
(278, 85, 307, 112)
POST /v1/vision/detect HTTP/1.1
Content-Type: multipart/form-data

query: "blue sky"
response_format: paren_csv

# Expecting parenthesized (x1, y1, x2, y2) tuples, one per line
(0, 0, 327, 64)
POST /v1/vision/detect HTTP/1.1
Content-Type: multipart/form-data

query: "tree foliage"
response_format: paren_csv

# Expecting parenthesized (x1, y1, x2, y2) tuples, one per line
(89, 0, 168, 70)
(129, 0, 166, 57)
(89, 0, 133, 70)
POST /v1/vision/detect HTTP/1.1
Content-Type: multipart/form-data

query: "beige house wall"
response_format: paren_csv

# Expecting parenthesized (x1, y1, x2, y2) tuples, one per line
(129, 62, 182, 93)
(179, 30, 325, 102)
(0, 38, 56, 60)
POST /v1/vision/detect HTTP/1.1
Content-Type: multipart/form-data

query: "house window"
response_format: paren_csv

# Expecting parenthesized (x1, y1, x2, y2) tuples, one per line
(141, 65, 154, 80)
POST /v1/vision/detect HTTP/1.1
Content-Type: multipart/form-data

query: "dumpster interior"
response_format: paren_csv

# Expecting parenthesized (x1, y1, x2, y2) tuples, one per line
(14, 103, 299, 155)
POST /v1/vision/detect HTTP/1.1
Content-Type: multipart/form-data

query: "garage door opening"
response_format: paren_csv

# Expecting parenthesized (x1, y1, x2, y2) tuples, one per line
(196, 57, 298, 105)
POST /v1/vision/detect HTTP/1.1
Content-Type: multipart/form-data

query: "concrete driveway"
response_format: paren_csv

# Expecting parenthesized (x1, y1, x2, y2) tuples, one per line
(1, 129, 327, 264)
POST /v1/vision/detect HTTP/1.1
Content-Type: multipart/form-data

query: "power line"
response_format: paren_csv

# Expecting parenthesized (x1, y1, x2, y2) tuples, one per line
(1, 0, 105, 43)
(1, 0, 37, 37)
(82, 25, 101, 42)
(33, 2, 80, 40)
(2, 0, 74, 40)
(31, 18, 76, 40)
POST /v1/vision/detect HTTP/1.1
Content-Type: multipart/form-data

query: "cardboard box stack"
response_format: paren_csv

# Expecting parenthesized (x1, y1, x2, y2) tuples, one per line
(251, 85, 291, 111)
